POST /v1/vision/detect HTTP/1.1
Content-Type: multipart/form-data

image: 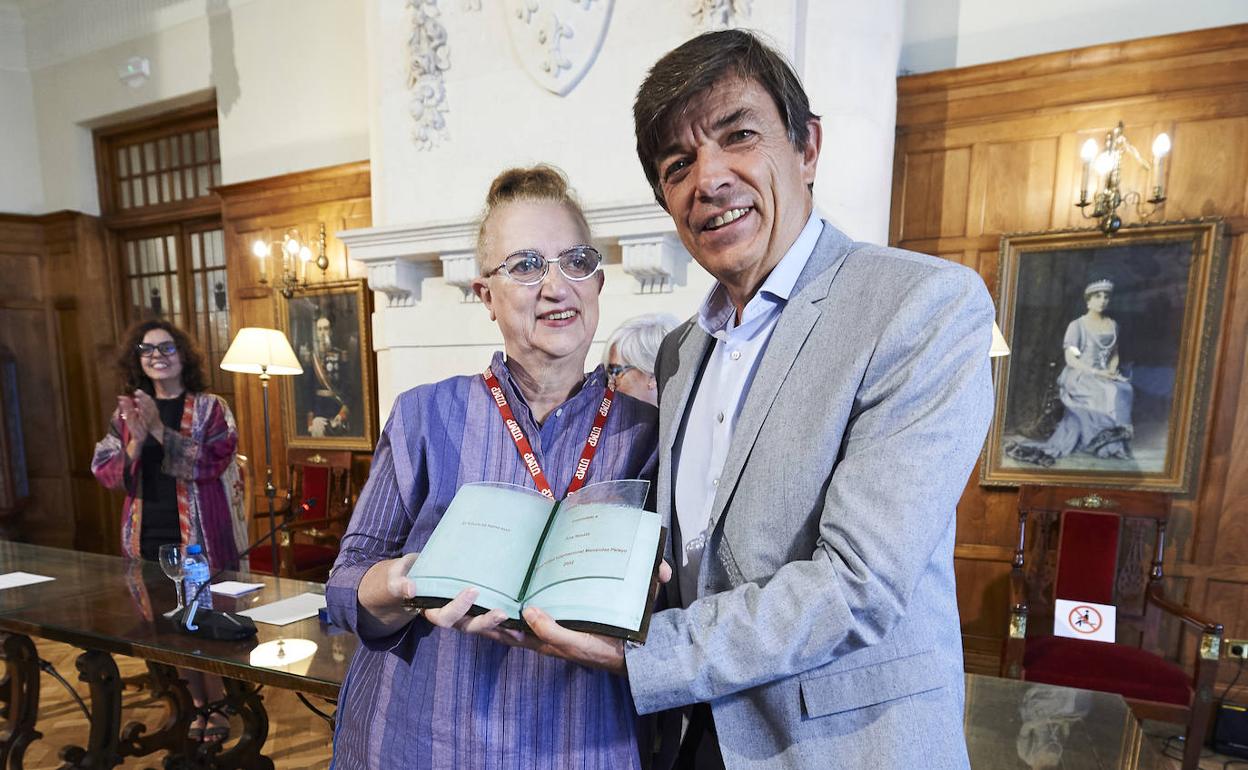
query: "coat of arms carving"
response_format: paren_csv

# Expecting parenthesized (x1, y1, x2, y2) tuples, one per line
(503, 0, 613, 96)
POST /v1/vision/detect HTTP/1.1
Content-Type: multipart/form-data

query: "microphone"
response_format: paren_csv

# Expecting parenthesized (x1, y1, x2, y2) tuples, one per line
(175, 498, 317, 640)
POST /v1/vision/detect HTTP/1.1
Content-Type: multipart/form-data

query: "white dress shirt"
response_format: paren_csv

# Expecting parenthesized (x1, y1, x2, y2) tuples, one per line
(671, 212, 823, 606)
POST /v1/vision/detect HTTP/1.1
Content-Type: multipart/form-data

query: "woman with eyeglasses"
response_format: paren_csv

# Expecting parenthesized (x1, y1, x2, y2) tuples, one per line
(327, 165, 661, 769)
(91, 319, 245, 745)
(604, 313, 682, 406)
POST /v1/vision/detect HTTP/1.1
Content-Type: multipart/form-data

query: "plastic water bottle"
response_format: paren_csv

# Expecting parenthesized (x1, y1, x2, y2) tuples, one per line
(182, 543, 214, 611)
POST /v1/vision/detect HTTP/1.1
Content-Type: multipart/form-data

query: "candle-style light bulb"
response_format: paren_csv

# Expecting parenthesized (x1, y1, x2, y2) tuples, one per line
(252, 240, 269, 282)
(1151, 132, 1171, 201)
(1093, 151, 1115, 177)
(1151, 133, 1171, 158)
(1080, 139, 1099, 162)
(1079, 139, 1098, 203)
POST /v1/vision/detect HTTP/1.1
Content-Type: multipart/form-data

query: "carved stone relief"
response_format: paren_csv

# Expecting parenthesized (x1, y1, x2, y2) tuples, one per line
(691, 0, 751, 30)
(503, 0, 613, 96)
(407, 0, 450, 150)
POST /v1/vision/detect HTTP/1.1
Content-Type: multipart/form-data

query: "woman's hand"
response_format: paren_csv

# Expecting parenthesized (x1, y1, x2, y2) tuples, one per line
(132, 391, 164, 442)
(383, 554, 510, 634)
(118, 396, 146, 457)
(357, 554, 510, 639)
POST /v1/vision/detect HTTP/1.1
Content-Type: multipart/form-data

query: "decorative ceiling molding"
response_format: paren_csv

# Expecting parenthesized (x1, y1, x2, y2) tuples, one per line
(407, 0, 451, 151)
(439, 249, 479, 300)
(339, 201, 689, 302)
(691, 0, 751, 30)
(619, 233, 688, 294)
(504, 0, 612, 96)
(15, 0, 261, 71)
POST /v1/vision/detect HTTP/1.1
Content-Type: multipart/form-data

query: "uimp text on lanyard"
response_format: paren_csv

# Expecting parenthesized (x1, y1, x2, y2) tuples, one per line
(482, 368, 615, 500)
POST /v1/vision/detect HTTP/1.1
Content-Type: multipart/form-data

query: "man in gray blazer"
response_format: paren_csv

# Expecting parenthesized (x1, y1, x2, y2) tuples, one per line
(519, 30, 993, 769)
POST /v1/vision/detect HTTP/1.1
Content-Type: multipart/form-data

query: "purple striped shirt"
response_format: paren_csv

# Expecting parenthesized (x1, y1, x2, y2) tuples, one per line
(327, 353, 659, 769)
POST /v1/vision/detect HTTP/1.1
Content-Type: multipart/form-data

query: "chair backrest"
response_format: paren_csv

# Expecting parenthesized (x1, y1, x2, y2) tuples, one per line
(1016, 485, 1171, 623)
(1054, 510, 1120, 605)
(287, 449, 353, 522)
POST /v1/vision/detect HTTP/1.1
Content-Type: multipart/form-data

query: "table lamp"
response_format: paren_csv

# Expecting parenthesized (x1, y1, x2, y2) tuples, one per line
(221, 328, 303, 574)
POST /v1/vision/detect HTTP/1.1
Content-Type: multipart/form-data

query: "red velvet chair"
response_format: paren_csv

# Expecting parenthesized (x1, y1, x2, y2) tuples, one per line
(1001, 485, 1223, 770)
(249, 449, 354, 581)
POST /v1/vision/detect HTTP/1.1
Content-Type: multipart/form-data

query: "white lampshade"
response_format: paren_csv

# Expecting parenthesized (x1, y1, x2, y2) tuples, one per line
(220, 327, 303, 375)
(990, 322, 1011, 358)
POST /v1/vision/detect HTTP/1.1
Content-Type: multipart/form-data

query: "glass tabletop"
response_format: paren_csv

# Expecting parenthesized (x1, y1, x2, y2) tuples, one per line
(0, 543, 1173, 760)
(0, 542, 355, 697)
(965, 673, 1166, 769)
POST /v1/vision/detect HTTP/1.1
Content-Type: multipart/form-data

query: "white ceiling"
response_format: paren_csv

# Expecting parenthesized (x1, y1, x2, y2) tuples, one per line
(5, 0, 257, 71)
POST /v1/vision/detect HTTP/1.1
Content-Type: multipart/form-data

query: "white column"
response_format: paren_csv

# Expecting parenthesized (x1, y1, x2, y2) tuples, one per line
(800, 0, 904, 244)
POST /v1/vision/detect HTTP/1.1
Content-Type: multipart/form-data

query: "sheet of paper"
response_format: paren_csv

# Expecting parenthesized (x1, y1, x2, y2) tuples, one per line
(0, 571, 55, 590)
(1053, 598, 1116, 643)
(210, 581, 266, 597)
(237, 592, 326, 626)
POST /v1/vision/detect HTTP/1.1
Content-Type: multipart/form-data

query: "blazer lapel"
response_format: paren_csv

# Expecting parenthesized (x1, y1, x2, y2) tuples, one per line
(659, 323, 713, 459)
(704, 223, 855, 537)
(657, 322, 712, 610)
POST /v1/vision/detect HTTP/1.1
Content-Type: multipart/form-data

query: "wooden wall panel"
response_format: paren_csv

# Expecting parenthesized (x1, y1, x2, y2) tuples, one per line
(977, 138, 1058, 235)
(898, 148, 970, 241)
(41, 213, 122, 553)
(894, 25, 1248, 691)
(1168, 118, 1248, 219)
(0, 214, 116, 549)
(215, 161, 372, 540)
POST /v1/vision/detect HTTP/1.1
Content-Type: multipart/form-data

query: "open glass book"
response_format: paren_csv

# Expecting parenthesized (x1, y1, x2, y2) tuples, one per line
(406, 479, 665, 642)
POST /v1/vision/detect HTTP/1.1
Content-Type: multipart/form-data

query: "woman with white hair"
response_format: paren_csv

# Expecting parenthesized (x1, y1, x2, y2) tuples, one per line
(603, 313, 681, 405)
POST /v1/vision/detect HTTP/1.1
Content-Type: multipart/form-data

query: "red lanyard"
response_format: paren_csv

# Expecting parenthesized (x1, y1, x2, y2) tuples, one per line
(482, 368, 615, 500)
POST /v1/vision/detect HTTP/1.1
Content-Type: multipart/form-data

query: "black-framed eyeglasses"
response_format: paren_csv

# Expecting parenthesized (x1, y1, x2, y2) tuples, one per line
(606, 363, 639, 380)
(137, 341, 178, 358)
(485, 245, 602, 286)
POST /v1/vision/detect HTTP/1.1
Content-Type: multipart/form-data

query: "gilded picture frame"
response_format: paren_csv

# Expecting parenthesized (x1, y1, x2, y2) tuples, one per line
(980, 220, 1227, 493)
(276, 280, 377, 451)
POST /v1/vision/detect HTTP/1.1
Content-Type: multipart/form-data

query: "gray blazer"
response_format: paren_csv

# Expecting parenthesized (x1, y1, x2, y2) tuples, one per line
(625, 222, 993, 770)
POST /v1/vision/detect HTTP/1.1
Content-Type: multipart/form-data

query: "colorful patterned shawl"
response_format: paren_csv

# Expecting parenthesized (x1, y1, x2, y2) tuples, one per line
(91, 392, 247, 571)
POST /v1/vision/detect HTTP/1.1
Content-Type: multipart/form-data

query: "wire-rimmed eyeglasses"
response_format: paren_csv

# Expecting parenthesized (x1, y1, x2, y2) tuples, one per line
(484, 245, 602, 286)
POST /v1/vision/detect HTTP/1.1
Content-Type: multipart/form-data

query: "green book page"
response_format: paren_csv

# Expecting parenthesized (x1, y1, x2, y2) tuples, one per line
(522, 510, 662, 633)
(407, 482, 554, 617)
(526, 502, 642, 592)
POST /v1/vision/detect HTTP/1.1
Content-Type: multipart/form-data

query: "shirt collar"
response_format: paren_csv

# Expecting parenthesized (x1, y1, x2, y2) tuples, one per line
(696, 211, 824, 335)
(489, 351, 605, 423)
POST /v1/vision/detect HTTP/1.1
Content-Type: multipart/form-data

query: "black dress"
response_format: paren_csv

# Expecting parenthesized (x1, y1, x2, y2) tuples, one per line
(137, 393, 187, 561)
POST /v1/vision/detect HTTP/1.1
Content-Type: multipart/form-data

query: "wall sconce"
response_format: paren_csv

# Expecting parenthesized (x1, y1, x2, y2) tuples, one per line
(1076, 121, 1169, 236)
(252, 224, 330, 298)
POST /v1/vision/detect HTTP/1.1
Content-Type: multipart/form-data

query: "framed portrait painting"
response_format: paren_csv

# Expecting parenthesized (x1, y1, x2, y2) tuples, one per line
(981, 220, 1227, 493)
(276, 280, 377, 451)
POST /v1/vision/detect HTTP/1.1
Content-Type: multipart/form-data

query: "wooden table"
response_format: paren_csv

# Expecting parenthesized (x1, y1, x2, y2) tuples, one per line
(0, 543, 1170, 770)
(0, 542, 355, 769)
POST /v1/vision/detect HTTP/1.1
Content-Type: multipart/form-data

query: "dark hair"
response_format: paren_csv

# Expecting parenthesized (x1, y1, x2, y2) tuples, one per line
(475, 164, 592, 272)
(633, 29, 819, 208)
(116, 319, 209, 395)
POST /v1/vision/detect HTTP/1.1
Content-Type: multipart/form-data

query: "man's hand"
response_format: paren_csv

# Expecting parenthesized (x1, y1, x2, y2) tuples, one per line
(488, 560, 673, 676)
